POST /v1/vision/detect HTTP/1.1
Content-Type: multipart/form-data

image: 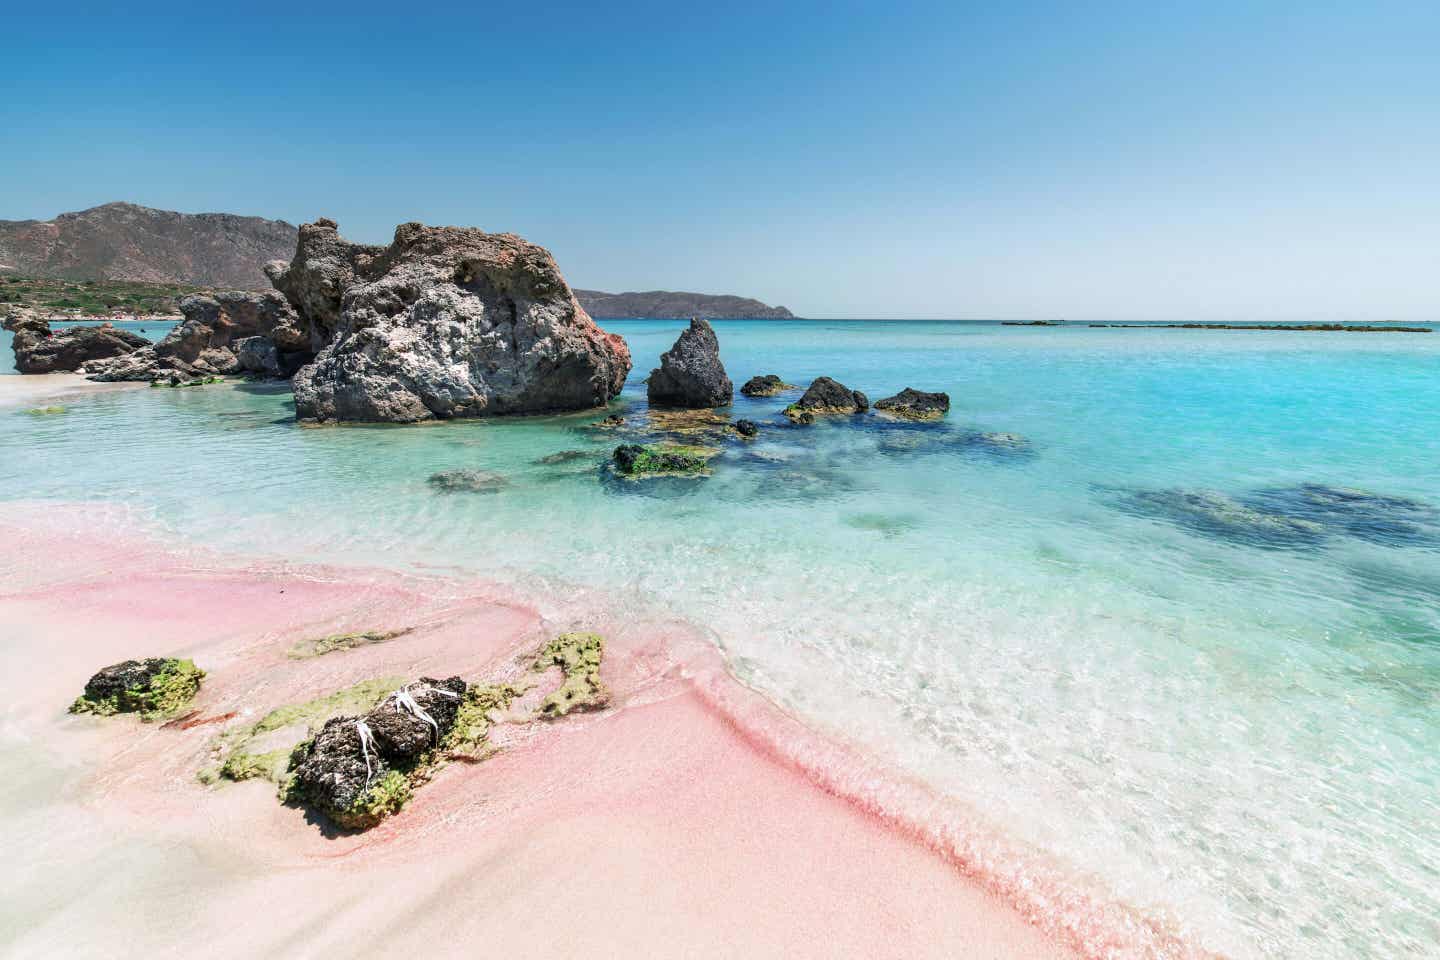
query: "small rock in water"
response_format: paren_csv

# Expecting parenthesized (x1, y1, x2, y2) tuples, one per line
(612, 443, 714, 477)
(535, 449, 595, 466)
(427, 469, 508, 494)
(785, 376, 868, 422)
(739, 374, 796, 397)
(734, 419, 759, 438)
(874, 388, 950, 420)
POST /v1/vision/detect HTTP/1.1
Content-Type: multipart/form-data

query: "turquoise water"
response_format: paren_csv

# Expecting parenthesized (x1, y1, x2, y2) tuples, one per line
(4, 320, 1439, 957)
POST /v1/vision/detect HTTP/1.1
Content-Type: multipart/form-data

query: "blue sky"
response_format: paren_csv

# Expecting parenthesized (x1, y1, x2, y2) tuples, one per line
(3, 1, 1436, 320)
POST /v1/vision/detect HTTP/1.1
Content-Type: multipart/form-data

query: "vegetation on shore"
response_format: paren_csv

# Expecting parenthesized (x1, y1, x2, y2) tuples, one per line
(1, 275, 205, 317)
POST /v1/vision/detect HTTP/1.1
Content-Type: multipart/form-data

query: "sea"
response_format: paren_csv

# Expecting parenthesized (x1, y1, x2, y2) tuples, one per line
(3, 317, 1438, 958)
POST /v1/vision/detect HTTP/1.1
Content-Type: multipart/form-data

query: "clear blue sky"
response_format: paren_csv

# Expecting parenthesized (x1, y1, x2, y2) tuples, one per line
(3, 1, 1436, 320)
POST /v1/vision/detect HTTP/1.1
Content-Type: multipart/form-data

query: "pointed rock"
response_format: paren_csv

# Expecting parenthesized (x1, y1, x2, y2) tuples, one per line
(647, 318, 733, 408)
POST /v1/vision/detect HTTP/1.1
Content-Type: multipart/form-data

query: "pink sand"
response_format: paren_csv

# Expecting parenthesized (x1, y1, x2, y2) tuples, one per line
(0, 505, 1197, 958)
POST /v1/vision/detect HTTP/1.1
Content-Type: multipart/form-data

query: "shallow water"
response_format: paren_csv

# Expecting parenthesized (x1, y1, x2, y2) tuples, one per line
(4, 319, 1439, 957)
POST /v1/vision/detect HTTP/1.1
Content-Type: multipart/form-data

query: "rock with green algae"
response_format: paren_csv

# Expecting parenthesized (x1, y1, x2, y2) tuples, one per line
(22, 405, 67, 416)
(445, 682, 530, 758)
(612, 443, 717, 477)
(534, 633, 609, 717)
(286, 628, 412, 659)
(201, 676, 402, 786)
(284, 677, 467, 830)
(70, 658, 205, 720)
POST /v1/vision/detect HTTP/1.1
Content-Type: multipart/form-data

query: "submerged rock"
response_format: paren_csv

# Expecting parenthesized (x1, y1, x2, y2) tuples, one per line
(613, 443, 714, 477)
(279, 219, 631, 423)
(647, 318, 733, 408)
(874, 388, 950, 420)
(785, 376, 868, 421)
(12, 320, 148, 374)
(1241, 483, 1440, 546)
(739, 374, 795, 397)
(70, 658, 205, 719)
(286, 677, 466, 830)
(427, 469, 509, 494)
(1119, 489, 1327, 548)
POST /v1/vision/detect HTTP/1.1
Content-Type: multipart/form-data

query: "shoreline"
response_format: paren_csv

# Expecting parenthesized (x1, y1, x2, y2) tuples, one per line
(0, 372, 148, 408)
(0, 502, 1213, 959)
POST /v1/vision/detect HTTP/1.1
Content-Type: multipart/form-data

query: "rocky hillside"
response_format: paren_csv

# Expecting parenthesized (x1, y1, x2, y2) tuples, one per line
(0, 202, 297, 290)
(574, 289, 794, 319)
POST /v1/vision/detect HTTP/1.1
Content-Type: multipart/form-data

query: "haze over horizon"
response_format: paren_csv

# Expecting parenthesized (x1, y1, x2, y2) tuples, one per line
(4, 1, 1437, 322)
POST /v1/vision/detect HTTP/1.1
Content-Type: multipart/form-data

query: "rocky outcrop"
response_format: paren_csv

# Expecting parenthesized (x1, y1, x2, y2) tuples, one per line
(874, 388, 950, 420)
(784, 376, 868, 422)
(264, 218, 382, 350)
(275, 220, 631, 423)
(647, 318, 732, 408)
(85, 291, 306, 382)
(734, 419, 758, 437)
(11, 319, 148, 373)
(739, 374, 795, 397)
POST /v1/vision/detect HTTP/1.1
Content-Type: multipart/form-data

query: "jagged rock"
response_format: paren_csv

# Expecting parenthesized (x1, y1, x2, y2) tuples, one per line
(85, 291, 305, 382)
(739, 374, 794, 397)
(12, 320, 148, 374)
(875, 388, 950, 420)
(286, 677, 466, 829)
(647, 318, 733, 408)
(735, 419, 758, 437)
(3, 308, 41, 332)
(784, 376, 868, 421)
(278, 220, 631, 423)
(265, 218, 382, 349)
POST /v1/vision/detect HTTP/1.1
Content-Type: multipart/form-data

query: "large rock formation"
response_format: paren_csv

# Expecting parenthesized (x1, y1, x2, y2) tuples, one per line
(85, 291, 306, 381)
(0, 202, 297, 289)
(277, 219, 631, 423)
(647, 318, 732, 408)
(11, 318, 148, 373)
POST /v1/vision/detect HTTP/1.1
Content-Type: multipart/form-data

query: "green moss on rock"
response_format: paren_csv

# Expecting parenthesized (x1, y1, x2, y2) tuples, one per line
(612, 443, 717, 477)
(445, 682, 530, 757)
(535, 633, 609, 717)
(287, 628, 411, 659)
(70, 658, 205, 721)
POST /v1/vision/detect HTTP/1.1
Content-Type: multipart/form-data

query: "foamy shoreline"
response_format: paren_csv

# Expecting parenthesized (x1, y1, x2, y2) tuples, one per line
(0, 504, 1207, 959)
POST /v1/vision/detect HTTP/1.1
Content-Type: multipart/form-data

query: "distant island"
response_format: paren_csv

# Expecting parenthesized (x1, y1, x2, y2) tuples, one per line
(0, 202, 796, 319)
(573, 289, 794, 320)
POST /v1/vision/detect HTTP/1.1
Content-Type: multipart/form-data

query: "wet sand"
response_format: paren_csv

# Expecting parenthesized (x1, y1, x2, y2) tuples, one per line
(0, 504, 1142, 959)
(0, 373, 145, 409)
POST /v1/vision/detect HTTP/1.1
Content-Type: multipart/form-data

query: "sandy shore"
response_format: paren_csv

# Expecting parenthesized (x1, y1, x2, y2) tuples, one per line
(0, 505, 1196, 959)
(0, 372, 146, 409)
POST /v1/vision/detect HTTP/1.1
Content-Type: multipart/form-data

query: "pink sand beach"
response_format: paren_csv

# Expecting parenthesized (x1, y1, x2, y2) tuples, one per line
(0, 505, 1204, 959)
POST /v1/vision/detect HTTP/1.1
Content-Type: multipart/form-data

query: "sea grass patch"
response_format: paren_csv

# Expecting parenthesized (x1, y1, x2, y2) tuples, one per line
(287, 628, 412, 659)
(70, 658, 205, 721)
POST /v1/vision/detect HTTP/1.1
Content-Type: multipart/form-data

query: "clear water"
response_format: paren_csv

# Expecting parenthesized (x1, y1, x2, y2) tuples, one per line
(4, 320, 1439, 958)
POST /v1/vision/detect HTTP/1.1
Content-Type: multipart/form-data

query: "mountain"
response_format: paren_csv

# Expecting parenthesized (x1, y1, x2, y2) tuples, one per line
(574, 289, 794, 319)
(0, 202, 298, 290)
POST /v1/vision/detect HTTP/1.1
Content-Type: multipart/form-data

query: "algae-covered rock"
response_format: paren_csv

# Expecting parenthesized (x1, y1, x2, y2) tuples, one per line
(535, 633, 609, 717)
(874, 388, 950, 420)
(734, 419, 759, 438)
(285, 677, 467, 830)
(739, 374, 795, 397)
(287, 628, 411, 659)
(612, 443, 715, 477)
(71, 658, 204, 720)
(784, 376, 868, 421)
(446, 682, 529, 758)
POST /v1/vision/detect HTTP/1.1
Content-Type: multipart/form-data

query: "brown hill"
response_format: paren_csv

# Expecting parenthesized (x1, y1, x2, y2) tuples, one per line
(0, 202, 298, 290)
